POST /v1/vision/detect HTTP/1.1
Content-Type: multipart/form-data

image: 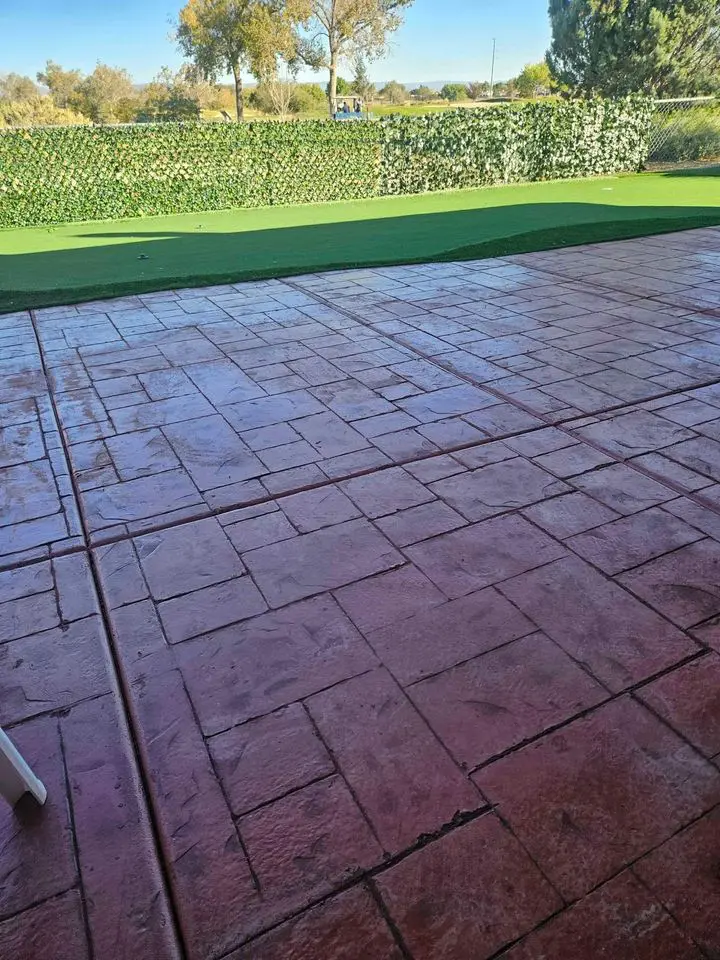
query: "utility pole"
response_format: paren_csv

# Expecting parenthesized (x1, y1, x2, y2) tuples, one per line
(490, 38, 496, 97)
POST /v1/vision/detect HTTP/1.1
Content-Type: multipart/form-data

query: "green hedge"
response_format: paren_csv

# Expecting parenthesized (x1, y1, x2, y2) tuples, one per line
(0, 121, 382, 227)
(379, 98, 653, 194)
(0, 97, 652, 228)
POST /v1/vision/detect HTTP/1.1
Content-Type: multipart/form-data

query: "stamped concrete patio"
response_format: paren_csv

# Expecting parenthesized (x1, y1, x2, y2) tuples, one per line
(3, 226, 720, 960)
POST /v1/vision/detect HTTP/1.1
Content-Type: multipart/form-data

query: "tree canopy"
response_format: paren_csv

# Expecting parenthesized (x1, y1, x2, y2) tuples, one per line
(411, 85, 435, 101)
(0, 73, 39, 102)
(72, 63, 135, 122)
(305, 0, 414, 112)
(250, 79, 327, 114)
(515, 61, 552, 98)
(548, 0, 720, 96)
(176, 0, 311, 119)
(380, 79, 406, 103)
(136, 67, 205, 122)
(326, 76, 352, 95)
(441, 82, 467, 101)
(352, 59, 376, 101)
(36, 61, 82, 108)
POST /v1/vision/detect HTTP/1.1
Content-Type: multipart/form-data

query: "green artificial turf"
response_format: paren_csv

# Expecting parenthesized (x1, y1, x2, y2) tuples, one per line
(1, 167, 719, 311)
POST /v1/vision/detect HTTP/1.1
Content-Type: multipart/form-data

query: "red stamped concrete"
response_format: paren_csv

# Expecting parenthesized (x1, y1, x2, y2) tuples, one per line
(475, 698, 720, 900)
(375, 814, 561, 960)
(0, 892, 89, 960)
(6, 227, 720, 958)
(235, 886, 403, 960)
(634, 808, 720, 957)
(503, 872, 702, 960)
(307, 668, 481, 852)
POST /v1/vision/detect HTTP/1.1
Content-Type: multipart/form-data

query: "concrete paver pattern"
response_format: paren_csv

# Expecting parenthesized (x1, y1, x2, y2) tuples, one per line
(2, 226, 720, 959)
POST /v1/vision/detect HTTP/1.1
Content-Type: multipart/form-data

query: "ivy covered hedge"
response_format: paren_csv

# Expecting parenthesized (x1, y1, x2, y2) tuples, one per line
(0, 97, 652, 228)
(379, 98, 654, 194)
(0, 121, 382, 227)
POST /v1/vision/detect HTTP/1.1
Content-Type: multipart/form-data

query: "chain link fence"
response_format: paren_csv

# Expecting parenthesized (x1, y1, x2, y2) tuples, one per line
(647, 96, 720, 167)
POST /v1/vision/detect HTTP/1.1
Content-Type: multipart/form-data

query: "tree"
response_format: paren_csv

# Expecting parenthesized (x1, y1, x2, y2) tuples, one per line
(325, 75, 352, 94)
(36, 61, 82, 108)
(136, 67, 203, 121)
(352, 58, 375, 102)
(466, 81, 490, 99)
(305, 0, 414, 114)
(515, 61, 552, 98)
(379, 79, 406, 104)
(165, 63, 224, 109)
(264, 72, 297, 117)
(0, 73, 39, 102)
(250, 77, 327, 113)
(440, 83, 466, 102)
(72, 63, 135, 122)
(411, 84, 435, 101)
(176, 0, 311, 120)
(547, 0, 720, 97)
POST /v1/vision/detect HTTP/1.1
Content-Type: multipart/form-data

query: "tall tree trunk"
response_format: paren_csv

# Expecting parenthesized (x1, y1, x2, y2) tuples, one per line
(328, 49, 338, 117)
(232, 64, 244, 121)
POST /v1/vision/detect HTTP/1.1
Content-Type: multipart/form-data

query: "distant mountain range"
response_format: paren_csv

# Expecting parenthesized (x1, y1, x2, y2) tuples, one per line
(154, 78, 484, 92)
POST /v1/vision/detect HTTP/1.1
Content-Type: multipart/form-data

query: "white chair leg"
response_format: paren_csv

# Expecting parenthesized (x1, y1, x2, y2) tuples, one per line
(0, 728, 47, 807)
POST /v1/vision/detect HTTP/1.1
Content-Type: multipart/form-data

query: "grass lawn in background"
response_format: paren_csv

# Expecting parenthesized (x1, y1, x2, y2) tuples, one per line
(202, 100, 497, 121)
(1, 167, 719, 311)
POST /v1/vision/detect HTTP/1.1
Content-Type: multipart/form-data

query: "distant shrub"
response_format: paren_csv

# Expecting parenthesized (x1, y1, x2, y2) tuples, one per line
(0, 96, 88, 128)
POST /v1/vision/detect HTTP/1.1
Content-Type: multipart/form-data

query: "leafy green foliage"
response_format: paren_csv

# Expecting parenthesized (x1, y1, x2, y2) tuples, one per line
(292, 83, 328, 112)
(136, 67, 203, 122)
(411, 85, 435, 102)
(380, 80, 406, 104)
(36, 62, 83, 108)
(326, 76, 352, 95)
(0, 121, 382, 227)
(250, 80, 326, 114)
(0, 98, 653, 228)
(515, 62, 552, 98)
(440, 83, 466, 102)
(352, 60, 376, 102)
(72, 63, 136, 123)
(379, 97, 653, 194)
(548, 0, 720, 97)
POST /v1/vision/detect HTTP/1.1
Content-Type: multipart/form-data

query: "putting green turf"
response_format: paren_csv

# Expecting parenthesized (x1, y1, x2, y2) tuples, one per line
(1, 167, 719, 311)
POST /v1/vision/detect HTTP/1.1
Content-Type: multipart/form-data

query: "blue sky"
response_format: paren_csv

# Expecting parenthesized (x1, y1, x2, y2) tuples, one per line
(0, 0, 551, 85)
